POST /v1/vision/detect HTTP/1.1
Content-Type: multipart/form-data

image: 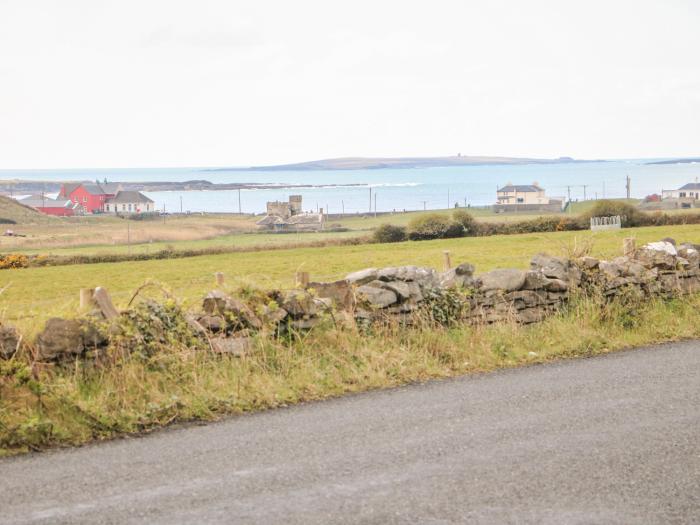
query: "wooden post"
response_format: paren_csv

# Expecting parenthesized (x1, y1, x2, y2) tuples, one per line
(623, 238, 636, 257)
(215, 272, 225, 286)
(79, 288, 94, 310)
(295, 271, 310, 288)
(92, 287, 119, 320)
(443, 250, 452, 272)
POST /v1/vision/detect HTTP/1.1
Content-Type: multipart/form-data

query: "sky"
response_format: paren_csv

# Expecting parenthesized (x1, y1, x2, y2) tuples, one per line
(0, 0, 699, 169)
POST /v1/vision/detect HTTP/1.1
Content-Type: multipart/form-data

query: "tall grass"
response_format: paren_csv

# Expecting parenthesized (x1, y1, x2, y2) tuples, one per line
(3, 290, 700, 456)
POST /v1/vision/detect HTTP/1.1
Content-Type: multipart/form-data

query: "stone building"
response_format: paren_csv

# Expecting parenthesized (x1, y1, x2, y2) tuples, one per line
(257, 195, 325, 231)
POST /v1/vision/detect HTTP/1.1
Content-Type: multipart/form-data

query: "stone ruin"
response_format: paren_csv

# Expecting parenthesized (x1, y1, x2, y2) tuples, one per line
(1, 238, 699, 363)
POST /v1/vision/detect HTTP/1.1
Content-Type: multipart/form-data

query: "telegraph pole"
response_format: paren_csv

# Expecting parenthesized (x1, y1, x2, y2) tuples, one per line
(626, 176, 631, 199)
(369, 187, 372, 213)
(341, 200, 345, 216)
(180, 195, 183, 214)
(582, 185, 588, 201)
(567, 185, 572, 203)
(422, 200, 427, 211)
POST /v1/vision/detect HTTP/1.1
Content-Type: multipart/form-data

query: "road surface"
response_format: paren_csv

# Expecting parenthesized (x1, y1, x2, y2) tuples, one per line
(1, 341, 699, 524)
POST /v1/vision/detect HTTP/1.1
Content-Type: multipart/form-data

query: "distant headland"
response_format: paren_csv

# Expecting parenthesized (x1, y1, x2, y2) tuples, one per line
(646, 158, 700, 165)
(203, 155, 601, 172)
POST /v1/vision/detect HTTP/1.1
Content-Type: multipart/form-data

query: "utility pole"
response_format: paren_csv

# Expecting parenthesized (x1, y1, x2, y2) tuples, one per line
(180, 195, 183, 214)
(422, 200, 427, 211)
(567, 185, 572, 203)
(369, 187, 372, 213)
(341, 200, 345, 216)
(238, 188, 241, 214)
(582, 185, 588, 201)
(626, 176, 631, 199)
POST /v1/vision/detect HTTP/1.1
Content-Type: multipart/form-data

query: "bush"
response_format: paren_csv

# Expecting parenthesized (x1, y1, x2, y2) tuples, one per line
(0, 254, 29, 270)
(580, 200, 646, 227)
(407, 214, 464, 240)
(373, 224, 407, 243)
(452, 210, 477, 236)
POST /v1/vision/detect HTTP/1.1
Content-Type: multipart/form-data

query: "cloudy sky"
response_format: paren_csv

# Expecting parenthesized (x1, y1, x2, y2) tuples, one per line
(0, 0, 699, 168)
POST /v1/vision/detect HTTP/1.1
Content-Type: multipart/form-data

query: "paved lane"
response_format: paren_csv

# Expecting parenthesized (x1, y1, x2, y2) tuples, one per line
(1, 341, 699, 524)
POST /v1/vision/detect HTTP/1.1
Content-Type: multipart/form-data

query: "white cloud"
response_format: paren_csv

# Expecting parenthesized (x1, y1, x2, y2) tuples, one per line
(0, 0, 698, 168)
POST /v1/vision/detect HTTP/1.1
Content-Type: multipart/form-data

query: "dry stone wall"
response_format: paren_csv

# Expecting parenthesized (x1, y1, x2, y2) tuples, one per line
(2, 238, 698, 363)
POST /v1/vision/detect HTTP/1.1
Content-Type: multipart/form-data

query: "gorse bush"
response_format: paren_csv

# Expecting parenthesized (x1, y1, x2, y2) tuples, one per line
(373, 223, 407, 243)
(407, 214, 464, 240)
(0, 254, 29, 269)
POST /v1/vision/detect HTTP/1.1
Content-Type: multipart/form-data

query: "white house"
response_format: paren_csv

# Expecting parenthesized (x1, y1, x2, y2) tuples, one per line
(661, 182, 700, 200)
(104, 191, 155, 214)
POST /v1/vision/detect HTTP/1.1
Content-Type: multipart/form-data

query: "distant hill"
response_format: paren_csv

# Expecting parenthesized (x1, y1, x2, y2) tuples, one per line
(646, 158, 700, 165)
(0, 195, 53, 224)
(205, 155, 598, 172)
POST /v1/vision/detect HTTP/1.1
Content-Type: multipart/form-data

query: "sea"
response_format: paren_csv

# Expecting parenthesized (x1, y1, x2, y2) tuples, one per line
(1, 159, 698, 214)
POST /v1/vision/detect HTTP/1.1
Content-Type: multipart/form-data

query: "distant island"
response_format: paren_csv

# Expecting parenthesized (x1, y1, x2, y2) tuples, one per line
(204, 155, 601, 172)
(646, 158, 700, 165)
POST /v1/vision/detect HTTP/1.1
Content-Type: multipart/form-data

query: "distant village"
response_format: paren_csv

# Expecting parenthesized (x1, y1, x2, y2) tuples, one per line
(17, 182, 154, 217)
(12, 178, 700, 229)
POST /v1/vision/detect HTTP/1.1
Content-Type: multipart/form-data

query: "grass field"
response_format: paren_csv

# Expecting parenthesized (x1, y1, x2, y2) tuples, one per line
(2, 222, 700, 334)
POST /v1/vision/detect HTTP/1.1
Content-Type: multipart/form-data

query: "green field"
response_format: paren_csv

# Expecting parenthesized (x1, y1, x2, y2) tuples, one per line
(2, 222, 699, 334)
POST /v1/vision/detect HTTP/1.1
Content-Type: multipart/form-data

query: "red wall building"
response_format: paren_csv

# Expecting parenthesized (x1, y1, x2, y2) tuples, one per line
(65, 183, 115, 213)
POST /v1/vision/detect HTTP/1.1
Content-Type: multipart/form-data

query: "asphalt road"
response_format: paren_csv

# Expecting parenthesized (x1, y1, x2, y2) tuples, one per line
(1, 342, 699, 525)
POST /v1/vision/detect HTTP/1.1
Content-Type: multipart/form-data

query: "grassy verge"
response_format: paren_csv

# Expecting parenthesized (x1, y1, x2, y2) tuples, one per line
(2, 290, 699, 457)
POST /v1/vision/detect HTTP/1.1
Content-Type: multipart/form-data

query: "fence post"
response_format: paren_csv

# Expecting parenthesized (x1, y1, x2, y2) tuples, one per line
(92, 287, 119, 320)
(295, 271, 310, 288)
(215, 272, 225, 286)
(623, 238, 636, 257)
(79, 288, 94, 310)
(443, 251, 452, 272)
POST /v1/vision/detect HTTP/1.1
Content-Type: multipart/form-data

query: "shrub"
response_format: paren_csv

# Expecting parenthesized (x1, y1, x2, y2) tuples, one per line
(0, 254, 29, 270)
(407, 214, 464, 240)
(373, 224, 407, 243)
(452, 210, 477, 235)
(580, 200, 646, 227)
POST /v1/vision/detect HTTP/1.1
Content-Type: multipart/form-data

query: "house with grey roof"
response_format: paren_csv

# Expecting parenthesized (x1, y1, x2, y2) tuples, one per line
(494, 181, 563, 213)
(660, 182, 700, 208)
(104, 191, 155, 214)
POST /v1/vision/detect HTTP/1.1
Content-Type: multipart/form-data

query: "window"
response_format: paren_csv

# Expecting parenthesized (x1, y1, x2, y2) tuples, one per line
(517, 197, 524, 203)
(122, 204, 126, 211)
(128, 203, 132, 211)
(680, 192, 687, 198)
(83, 196, 87, 203)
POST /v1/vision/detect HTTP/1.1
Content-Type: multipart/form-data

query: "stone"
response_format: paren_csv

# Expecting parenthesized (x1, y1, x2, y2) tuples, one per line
(281, 290, 319, 318)
(356, 283, 398, 308)
(439, 267, 477, 289)
(308, 280, 354, 309)
(516, 307, 547, 324)
(544, 279, 569, 292)
(289, 318, 322, 330)
(378, 280, 412, 300)
(660, 237, 676, 246)
(531, 254, 574, 282)
(634, 244, 677, 270)
(203, 292, 263, 331)
(579, 256, 600, 270)
(478, 269, 527, 292)
(345, 268, 378, 285)
(599, 261, 623, 279)
(523, 270, 550, 290)
(210, 336, 251, 357)
(0, 324, 20, 359)
(35, 318, 107, 361)
(376, 266, 438, 287)
(260, 305, 288, 325)
(197, 314, 224, 333)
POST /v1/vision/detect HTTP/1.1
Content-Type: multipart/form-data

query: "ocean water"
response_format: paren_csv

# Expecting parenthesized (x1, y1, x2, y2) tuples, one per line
(1, 160, 698, 214)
